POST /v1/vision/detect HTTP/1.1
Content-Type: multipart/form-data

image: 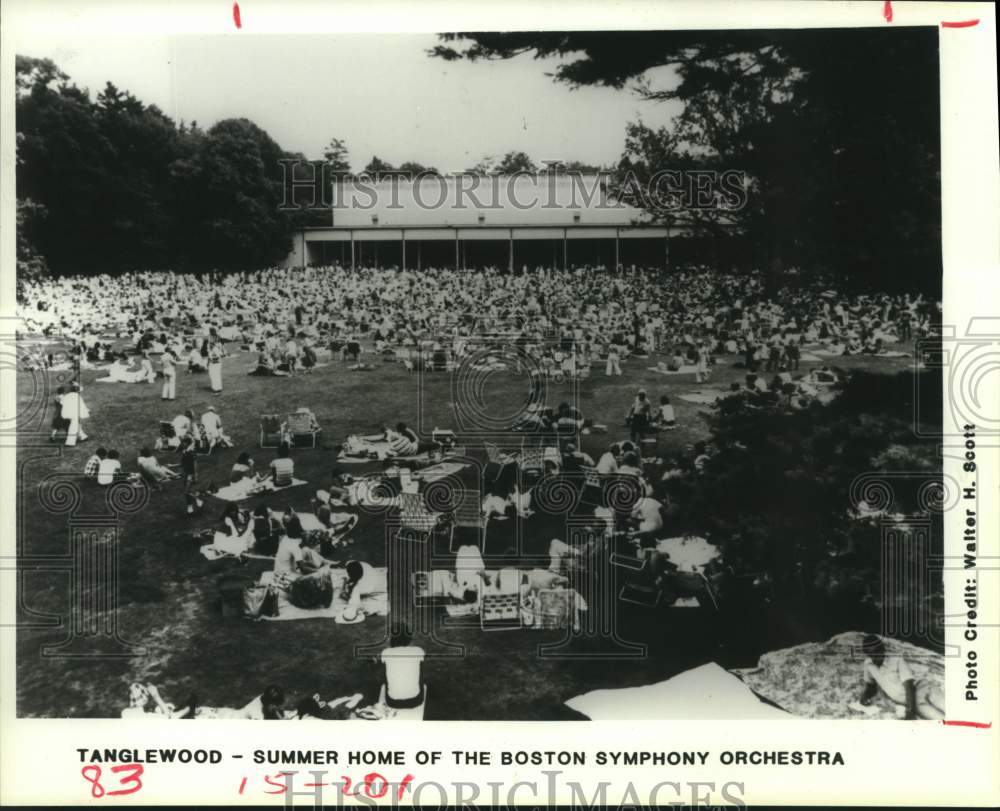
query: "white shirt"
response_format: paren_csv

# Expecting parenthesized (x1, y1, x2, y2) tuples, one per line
(381, 645, 425, 701)
(97, 459, 122, 486)
(273, 536, 303, 577)
(596, 452, 618, 475)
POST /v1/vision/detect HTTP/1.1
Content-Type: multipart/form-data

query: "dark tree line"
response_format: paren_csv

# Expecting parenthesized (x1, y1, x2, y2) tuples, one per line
(16, 56, 305, 276)
(433, 28, 942, 293)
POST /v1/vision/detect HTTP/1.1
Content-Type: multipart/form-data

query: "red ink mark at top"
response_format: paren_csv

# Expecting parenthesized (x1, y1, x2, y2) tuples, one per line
(942, 719, 992, 728)
(941, 19, 979, 28)
(883, 1, 893, 23)
(232, 2, 242, 29)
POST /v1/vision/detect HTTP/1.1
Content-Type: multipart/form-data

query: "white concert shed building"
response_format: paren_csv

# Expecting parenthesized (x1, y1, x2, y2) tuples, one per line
(282, 172, 706, 271)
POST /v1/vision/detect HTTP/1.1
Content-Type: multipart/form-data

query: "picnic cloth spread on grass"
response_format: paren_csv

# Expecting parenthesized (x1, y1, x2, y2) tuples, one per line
(211, 477, 308, 501)
(565, 662, 791, 720)
(258, 568, 389, 622)
(199, 513, 358, 560)
(413, 461, 469, 482)
(679, 390, 725, 405)
(655, 536, 720, 573)
(732, 631, 945, 720)
(647, 365, 700, 375)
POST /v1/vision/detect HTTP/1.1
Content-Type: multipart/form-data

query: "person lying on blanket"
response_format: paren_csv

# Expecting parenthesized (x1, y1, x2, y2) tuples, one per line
(212, 685, 287, 720)
(858, 633, 944, 720)
(121, 683, 197, 719)
(137, 447, 180, 486)
(388, 422, 440, 456)
(295, 692, 364, 720)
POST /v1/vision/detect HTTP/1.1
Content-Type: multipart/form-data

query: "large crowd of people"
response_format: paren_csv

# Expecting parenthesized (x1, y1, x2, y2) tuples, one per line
(18, 264, 937, 378)
(17, 262, 941, 720)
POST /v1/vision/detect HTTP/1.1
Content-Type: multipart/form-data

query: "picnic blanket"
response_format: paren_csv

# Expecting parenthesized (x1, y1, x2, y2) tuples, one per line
(647, 365, 700, 376)
(199, 513, 358, 560)
(733, 631, 945, 720)
(211, 478, 308, 502)
(413, 461, 469, 482)
(679, 390, 724, 405)
(565, 662, 791, 720)
(259, 568, 389, 622)
(656, 536, 720, 573)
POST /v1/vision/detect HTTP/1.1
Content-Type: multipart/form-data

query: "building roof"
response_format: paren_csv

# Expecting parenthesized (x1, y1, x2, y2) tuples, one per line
(329, 173, 652, 229)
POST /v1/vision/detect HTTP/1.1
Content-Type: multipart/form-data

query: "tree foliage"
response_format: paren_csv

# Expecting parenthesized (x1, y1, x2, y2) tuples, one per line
(433, 29, 941, 293)
(15, 56, 304, 274)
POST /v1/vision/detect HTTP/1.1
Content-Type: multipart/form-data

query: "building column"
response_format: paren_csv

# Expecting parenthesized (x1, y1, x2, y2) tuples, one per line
(301, 231, 307, 267)
(614, 228, 620, 271)
(563, 228, 568, 270)
(664, 227, 670, 272)
(508, 229, 514, 272)
(417, 241, 421, 272)
(401, 230, 406, 271)
(455, 232, 460, 270)
(350, 231, 355, 271)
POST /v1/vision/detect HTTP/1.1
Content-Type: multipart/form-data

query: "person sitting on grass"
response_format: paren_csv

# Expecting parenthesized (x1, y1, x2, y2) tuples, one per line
(653, 395, 676, 429)
(230, 452, 256, 484)
(858, 633, 944, 720)
(341, 559, 387, 618)
(84, 446, 106, 479)
(97, 449, 123, 486)
(269, 443, 295, 488)
(596, 443, 620, 475)
(378, 632, 426, 713)
(273, 516, 309, 579)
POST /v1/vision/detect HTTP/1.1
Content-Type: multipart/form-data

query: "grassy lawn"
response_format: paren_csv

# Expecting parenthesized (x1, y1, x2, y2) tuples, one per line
(15, 343, 919, 718)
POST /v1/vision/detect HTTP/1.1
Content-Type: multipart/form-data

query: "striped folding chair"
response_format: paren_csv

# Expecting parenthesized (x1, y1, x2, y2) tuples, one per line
(396, 492, 441, 544)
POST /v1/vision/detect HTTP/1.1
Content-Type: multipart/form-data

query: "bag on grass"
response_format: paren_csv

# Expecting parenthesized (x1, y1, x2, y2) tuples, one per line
(261, 585, 280, 617)
(242, 584, 269, 619)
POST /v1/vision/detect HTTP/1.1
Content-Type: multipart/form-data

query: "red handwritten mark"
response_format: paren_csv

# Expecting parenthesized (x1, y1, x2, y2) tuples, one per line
(942, 720, 992, 728)
(941, 19, 979, 28)
(883, 1, 893, 23)
(232, 2, 242, 29)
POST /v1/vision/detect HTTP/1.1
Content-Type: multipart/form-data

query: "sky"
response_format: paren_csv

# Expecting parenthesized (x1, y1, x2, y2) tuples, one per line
(15, 32, 682, 172)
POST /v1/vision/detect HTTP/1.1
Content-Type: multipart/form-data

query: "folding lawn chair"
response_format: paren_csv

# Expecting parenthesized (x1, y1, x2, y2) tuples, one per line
(448, 487, 487, 553)
(578, 464, 604, 508)
(285, 410, 321, 448)
(259, 414, 283, 448)
(484, 441, 518, 482)
(395, 491, 442, 544)
(480, 568, 522, 631)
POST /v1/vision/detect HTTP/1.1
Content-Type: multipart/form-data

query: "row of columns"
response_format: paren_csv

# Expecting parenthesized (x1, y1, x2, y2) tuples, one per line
(305, 227, 671, 272)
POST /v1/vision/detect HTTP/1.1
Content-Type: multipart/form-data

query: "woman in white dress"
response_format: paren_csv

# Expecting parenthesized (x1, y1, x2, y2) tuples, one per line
(61, 383, 90, 446)
(207, 341, 223, 393)
(161, 348, 178, 400)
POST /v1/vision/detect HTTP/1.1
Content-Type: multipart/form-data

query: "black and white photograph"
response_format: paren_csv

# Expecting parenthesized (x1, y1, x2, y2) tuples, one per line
(7, 18, 954, 719)
(2, 0, 999, 805)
